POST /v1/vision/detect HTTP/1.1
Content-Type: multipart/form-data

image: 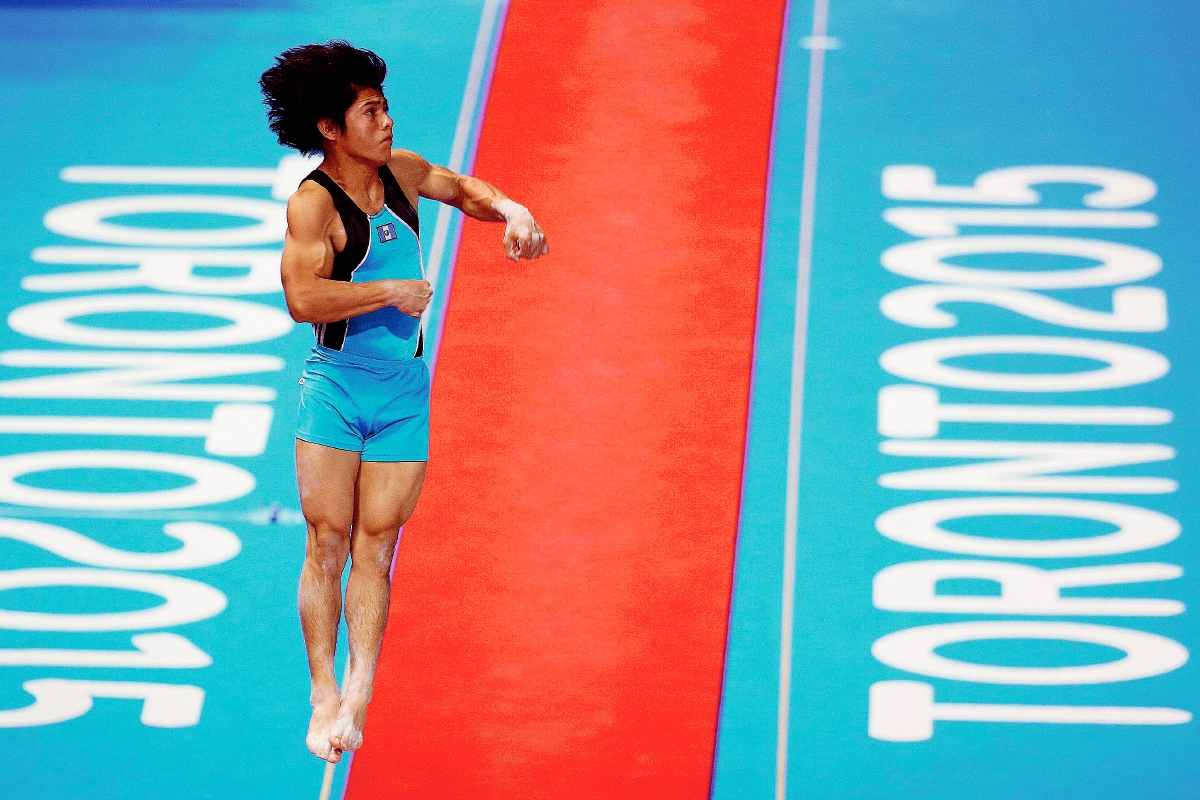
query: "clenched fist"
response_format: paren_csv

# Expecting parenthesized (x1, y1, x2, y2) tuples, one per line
(389, 279, 433, 318)
(494, 198, 549, 262)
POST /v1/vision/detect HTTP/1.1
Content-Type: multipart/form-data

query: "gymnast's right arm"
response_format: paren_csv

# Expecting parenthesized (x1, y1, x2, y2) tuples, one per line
(280, 183, 432, 322)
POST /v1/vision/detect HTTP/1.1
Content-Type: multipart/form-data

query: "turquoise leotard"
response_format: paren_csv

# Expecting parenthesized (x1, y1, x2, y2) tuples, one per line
(294, 166, 431, 461)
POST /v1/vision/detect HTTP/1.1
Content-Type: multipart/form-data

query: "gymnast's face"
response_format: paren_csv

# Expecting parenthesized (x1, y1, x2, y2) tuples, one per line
(321, 87, 394, 164)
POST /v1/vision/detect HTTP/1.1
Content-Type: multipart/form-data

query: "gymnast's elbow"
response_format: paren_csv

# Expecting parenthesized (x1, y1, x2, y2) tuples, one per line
(280, 271, 327, 322)
(283, 289, 319, 324)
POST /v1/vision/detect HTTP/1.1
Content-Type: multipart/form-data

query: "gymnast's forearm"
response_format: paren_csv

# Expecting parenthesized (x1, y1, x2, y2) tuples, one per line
(284, 276, 430, 323)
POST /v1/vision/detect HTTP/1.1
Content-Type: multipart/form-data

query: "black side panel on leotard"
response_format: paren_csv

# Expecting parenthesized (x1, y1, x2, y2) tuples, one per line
(378, 165, 420, 236)
(301, 166, 423, 353)
(301, 169, 369, 350)
(302, 169, 370, 278)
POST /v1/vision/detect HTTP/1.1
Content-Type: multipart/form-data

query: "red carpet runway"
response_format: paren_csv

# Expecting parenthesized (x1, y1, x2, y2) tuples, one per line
(347, 1, 785, 796)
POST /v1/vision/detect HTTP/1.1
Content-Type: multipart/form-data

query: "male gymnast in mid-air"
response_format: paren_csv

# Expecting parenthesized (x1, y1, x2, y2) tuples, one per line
(260, 41, 549, 763)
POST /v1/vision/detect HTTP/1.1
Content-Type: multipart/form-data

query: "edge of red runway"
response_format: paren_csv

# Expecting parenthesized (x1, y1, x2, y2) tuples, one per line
(346, 2, 786, 796)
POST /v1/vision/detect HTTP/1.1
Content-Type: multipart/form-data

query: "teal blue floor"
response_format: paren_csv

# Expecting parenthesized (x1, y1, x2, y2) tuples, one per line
(0, 2, 493, 797)
(715, 1, 1200, 798)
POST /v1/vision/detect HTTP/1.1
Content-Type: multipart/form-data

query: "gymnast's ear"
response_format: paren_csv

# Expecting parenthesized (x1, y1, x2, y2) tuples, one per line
(317, 116, 343, 145)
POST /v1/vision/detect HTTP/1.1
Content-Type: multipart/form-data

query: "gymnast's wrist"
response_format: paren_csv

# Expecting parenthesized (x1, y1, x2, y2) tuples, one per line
(492, 197, 530, 223)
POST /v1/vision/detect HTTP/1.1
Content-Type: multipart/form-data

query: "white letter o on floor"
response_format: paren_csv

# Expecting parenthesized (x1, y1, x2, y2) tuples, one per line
(43, 195, 285, 247)
(872, 621, 1188, 685)
(0, 451, 255, 510)
(8, 294, 294, 349)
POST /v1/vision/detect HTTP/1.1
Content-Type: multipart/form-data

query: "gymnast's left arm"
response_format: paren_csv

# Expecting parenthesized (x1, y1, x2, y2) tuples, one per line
(389, 149, 549, 262)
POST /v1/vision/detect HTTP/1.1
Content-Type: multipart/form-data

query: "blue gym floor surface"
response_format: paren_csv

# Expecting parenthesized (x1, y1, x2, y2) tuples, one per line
(1, 1, 1198, 798)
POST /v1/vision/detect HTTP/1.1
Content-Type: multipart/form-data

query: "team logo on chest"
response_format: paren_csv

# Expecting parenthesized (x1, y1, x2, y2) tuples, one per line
(376, 222, 398, 243)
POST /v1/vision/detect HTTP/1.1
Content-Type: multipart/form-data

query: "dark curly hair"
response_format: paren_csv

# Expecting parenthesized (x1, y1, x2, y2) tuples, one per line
(259, 40, 388, 155)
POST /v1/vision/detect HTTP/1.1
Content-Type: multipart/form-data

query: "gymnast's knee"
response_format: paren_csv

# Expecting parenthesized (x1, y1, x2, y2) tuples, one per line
(305, 522, 350, 565)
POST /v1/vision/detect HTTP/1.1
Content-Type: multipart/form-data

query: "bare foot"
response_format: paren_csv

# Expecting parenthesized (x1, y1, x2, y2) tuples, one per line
(307, 695, 343, 763)
(327, 691, 369, 753)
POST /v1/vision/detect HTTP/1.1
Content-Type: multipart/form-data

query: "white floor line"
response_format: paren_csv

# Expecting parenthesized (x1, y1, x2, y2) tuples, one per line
(317, 4, 508, 799)
(777, 2, 832, 799)
(317, 748, 337, 800)
(318, 654, 355, 800)
(423, 0, 507, 300)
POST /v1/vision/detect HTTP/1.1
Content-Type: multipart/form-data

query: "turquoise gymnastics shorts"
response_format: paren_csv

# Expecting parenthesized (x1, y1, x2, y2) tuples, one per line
(295, 346, 430, 462)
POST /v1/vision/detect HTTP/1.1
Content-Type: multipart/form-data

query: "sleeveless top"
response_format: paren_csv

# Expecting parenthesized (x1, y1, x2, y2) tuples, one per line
(301, 166, 425, 360)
